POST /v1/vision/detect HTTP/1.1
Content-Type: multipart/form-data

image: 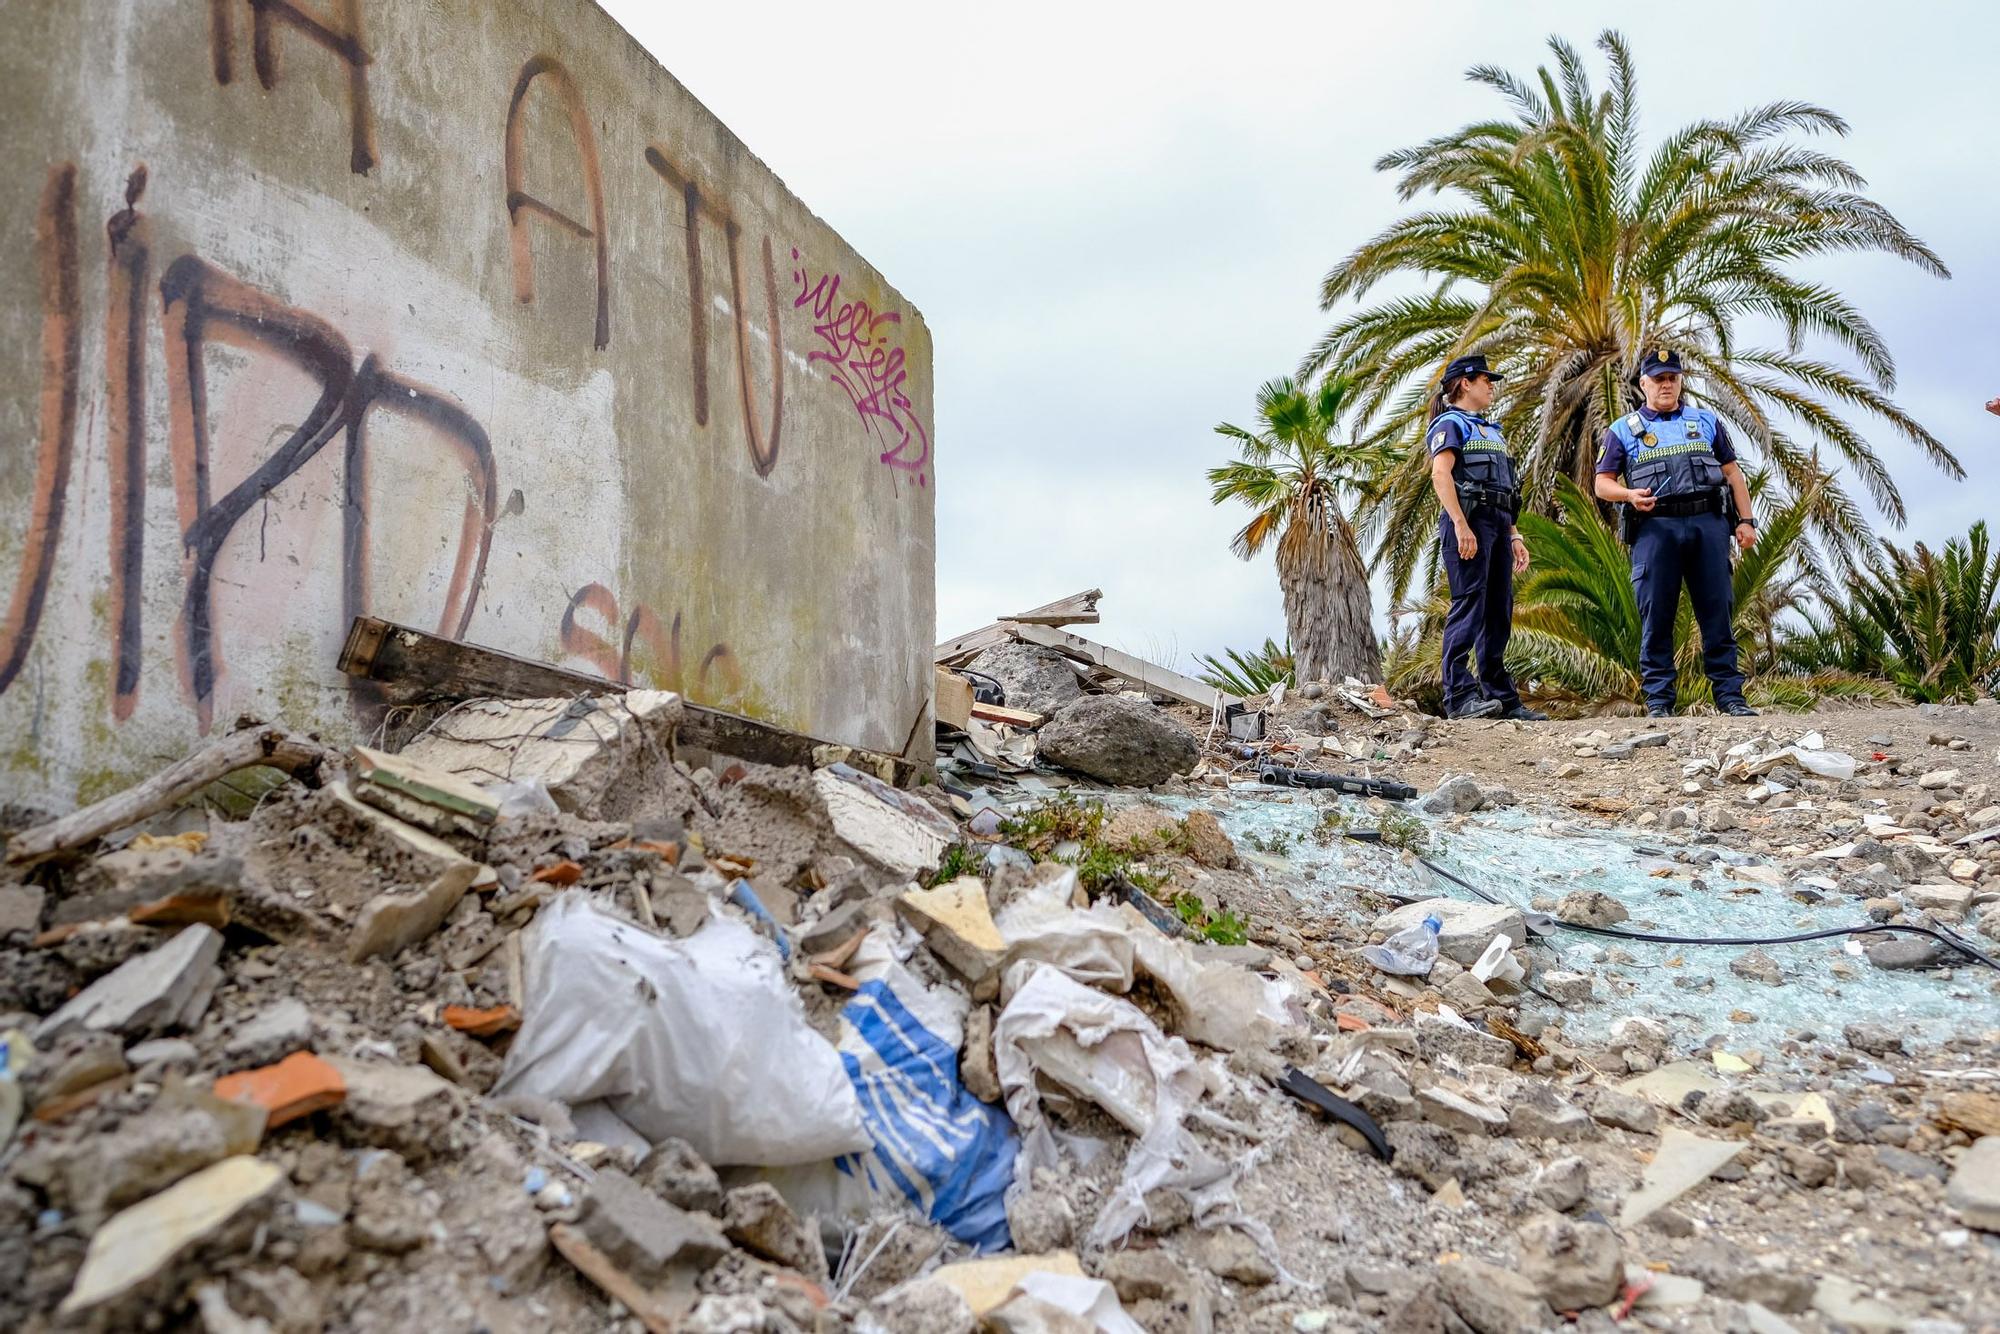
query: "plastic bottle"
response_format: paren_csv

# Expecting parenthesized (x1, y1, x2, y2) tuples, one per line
(1360, 914, 1442, 976)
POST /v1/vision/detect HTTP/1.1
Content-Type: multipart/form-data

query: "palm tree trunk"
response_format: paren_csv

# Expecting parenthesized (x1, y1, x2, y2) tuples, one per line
(1279, 513, 1381, 684)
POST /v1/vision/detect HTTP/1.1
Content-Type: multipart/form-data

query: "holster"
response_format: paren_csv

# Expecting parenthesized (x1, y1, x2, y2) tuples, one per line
(1455, 484, 1521, 520)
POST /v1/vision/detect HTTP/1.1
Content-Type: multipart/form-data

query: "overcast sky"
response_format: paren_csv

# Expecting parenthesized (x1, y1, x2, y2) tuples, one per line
(601, 0, 1999, 675)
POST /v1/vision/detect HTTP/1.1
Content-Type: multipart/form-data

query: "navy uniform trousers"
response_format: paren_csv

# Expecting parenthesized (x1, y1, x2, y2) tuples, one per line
(1439, 505, 1520, 713)
(1630, 511, 1747, 711)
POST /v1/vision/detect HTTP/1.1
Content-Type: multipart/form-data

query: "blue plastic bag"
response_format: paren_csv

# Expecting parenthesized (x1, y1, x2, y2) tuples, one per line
(833, 958, 1017, 1252)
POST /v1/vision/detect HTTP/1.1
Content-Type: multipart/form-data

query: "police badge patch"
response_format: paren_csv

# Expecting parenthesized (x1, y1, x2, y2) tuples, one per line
(1641, 432, 1658, 446)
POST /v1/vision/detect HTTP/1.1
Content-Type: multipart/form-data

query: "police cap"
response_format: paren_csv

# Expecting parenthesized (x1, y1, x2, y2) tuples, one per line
(1443, 354, 1503, 384)
(1639, 348, 1685, 378)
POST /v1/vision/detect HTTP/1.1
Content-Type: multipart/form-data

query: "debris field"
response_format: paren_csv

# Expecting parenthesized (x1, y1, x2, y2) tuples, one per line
(1, 611, 1998, 1333)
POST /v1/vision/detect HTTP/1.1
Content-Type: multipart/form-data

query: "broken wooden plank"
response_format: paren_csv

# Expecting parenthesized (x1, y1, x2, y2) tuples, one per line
(6, 726, 341, 865)
(1001, 588, 1102, 626)
(340, 616, 621, 700)
(340, 617, 918, 784)
(934, 622, 1016, 667)
(970, 702, 1042, 729)
(1006, 622, 1238, 710)
(934, 666, 973, 731)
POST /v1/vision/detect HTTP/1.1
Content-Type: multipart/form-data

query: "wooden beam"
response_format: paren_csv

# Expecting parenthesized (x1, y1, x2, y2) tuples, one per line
(1002, 588, 1102, 626)
(1006, 623, 1237, 711)
(933, 622, 1015, 667)
(7, 726, 340, 865)
(970, 702, 1042, 728)
(339, 617, 918, 784)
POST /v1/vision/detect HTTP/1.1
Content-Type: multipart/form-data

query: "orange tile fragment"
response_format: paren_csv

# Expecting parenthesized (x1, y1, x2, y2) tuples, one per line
(1336, 1013, 1373, 1033)
(442, 1003, 520, 1038)
(635, 840, 680, 862)
(213, 1051, 345, 1129)
(129, 891, 230, 930)
(530, 861, 583, 886)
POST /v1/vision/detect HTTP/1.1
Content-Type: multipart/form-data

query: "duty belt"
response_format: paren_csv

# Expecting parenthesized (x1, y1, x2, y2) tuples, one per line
(1456, 482, 1520, 516)
(1648, 489, 1726, 518)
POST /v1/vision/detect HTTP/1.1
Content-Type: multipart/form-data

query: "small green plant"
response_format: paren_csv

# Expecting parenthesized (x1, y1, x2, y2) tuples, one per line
(1205, 908, 1252, 947)
(924, 843, 977, 887)
(998, 792, 1107, 853)
(1374, 811, 1432, 855)
(1241, 828, 1295, 857)
(1310, 806, 1351, 845)
(1171, 892, 1252, 946)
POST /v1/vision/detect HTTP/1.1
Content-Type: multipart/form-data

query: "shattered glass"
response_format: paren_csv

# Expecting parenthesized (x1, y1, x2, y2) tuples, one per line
(1184, 791, 1991, 1052)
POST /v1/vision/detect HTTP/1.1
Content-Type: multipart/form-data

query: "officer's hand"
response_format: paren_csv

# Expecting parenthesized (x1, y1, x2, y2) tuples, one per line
(1512, 536, 1530, 574)
(1737, 522, 1757, 551)
(1456, 525, 1478, 561)
(1628, 488, 1657, 513)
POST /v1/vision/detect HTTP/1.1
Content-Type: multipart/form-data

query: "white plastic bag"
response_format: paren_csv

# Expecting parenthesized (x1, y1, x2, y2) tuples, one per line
(494, 892, 869, 1166)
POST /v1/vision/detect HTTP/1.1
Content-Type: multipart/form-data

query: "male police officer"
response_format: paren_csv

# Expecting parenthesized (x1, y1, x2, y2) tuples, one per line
(1594, 350, 1758, 718)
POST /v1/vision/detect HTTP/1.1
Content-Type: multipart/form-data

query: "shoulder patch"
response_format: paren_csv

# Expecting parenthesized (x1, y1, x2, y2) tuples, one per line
(1429, 430, 1448, 450)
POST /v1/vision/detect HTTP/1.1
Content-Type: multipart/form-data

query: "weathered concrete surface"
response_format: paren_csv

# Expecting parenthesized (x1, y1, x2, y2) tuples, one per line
(0, 0, 935, 808)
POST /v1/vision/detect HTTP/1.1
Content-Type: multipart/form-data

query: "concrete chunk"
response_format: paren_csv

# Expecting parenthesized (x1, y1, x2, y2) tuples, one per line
(1374, 899, 1525, 966)
(578, 1167, 731, 1283)
(348, 862, 479, 963)
(1945, 1134, 2000, 1232)
(59, 1156, 283, 1316)
(35, 925, 224, 1044)
(324, 1057, 460, 1159)
(398, 691, 685, 821)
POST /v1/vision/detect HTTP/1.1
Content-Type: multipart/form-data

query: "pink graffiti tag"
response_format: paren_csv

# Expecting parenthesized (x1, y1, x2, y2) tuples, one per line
(791, 250, 929, 486)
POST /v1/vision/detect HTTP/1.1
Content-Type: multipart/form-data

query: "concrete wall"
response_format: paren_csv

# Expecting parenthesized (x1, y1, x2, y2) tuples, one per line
(0, 0, 936, 807)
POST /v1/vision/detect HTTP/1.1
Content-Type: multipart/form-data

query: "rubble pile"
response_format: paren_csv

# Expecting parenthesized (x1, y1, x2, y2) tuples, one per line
(2, 635, 1998, 1330)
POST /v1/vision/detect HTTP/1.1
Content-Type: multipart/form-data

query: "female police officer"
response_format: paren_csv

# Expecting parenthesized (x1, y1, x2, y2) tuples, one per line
(1593, 349, 1758, 718)
(1427, 355, 1545, 722)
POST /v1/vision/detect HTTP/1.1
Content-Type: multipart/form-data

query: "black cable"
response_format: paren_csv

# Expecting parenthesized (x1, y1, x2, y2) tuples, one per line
(1341, 829, 2000, 972)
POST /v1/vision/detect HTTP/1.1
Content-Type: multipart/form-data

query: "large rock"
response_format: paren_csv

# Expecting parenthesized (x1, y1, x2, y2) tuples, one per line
(1037, 696, 1199, 788)
(966, 643, 1086, 718)
(1374, 898, 1527, 966)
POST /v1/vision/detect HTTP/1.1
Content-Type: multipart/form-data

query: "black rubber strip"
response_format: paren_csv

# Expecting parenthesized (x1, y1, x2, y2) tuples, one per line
(1279, 1067, 1394, 1163)
(1336, 829, 1998, 972)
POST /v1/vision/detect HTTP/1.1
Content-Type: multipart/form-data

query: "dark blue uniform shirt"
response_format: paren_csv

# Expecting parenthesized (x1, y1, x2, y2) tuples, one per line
(1426, 413, 1495, 458)
(1594, 404, 1737, 478)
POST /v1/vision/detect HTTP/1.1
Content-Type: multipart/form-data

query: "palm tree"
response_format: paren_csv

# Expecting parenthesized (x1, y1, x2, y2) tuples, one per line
(1209, 375, 1390, 683)
(1307, 30, 1960, 598)
(1804, 523, 2000, 702)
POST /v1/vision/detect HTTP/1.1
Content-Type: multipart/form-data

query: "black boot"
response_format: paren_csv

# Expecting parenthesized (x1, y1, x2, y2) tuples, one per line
(1502, 704, 1549, 721)
(1646, 703, 1674, 718)
(1448, 698, 1504, 720)
(1720, 699, 1759, 717)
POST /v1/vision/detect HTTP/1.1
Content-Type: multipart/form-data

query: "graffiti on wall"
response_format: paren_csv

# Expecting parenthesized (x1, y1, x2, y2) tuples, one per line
(0, 2, 928, 747)
(791, 253, 930, 487)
